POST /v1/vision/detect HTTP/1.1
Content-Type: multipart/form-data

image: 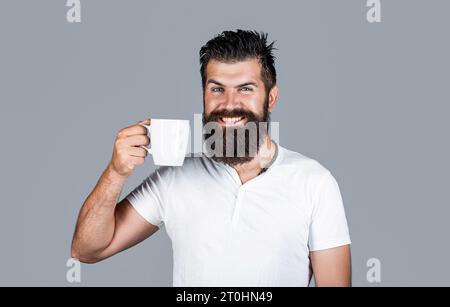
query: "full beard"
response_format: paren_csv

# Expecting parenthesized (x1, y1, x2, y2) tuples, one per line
(202, 98, 270, 166)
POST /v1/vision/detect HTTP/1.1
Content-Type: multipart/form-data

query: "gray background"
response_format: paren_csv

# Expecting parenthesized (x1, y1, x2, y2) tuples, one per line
(0, 0, 449, 286)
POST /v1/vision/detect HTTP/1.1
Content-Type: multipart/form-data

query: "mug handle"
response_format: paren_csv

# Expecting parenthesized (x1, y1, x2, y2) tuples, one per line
(140, 124, 152, 155)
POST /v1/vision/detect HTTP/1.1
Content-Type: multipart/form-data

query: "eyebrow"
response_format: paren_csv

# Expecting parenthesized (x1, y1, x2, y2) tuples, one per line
(207, 79, 258, 88)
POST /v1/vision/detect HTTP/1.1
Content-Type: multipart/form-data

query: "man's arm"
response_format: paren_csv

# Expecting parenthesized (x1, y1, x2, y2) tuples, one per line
(310, 245, 352, 287)
(71, 119, 158, 263)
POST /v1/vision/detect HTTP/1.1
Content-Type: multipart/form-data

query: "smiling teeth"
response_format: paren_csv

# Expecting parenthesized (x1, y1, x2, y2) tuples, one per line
(222, 117, 243, 123)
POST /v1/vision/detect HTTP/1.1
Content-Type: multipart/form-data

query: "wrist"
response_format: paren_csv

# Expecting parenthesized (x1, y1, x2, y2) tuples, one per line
(105, 163, 128, 183)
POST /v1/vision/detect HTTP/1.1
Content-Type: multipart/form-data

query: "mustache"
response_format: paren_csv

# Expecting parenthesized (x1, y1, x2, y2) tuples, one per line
(203, 108, 259, 122)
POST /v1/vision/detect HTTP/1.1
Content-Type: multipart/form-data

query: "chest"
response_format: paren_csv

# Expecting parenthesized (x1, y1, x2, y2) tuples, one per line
(165, 176, 313, 250)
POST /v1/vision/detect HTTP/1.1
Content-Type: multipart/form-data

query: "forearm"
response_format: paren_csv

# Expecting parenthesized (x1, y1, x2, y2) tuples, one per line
(71, 164, 127, 262)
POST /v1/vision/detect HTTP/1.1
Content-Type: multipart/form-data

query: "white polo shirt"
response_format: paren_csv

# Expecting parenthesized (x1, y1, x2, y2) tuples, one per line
(126, 144, 351, 287)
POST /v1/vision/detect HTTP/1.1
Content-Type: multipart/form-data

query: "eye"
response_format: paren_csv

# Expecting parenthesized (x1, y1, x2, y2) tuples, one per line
(239, 86, 253, 92)
(211, 87, 224, 93)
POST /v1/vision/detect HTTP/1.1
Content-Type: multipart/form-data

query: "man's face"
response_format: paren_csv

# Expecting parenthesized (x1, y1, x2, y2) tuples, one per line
(202, 58, 277, 165)
(203, 58, 268, 124)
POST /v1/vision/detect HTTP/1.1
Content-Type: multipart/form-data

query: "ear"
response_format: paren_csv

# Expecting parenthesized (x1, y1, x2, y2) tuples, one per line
(267, 85, 279, 113)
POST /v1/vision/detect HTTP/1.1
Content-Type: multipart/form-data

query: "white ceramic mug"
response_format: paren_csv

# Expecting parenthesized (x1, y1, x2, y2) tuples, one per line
(141, 119, 190, 166)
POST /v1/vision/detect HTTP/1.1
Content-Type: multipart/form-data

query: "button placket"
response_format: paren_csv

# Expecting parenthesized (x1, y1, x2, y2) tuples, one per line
(231, 187, 245, 227)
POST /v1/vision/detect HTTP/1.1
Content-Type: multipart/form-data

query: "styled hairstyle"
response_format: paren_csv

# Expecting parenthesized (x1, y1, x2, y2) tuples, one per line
(199, 30, 277, 93)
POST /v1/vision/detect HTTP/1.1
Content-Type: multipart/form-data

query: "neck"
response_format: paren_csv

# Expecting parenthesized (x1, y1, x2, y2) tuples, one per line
(232, 136, 277, 184)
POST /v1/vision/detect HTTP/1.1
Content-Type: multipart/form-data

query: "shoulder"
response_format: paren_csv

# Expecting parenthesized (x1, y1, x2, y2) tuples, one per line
(277, 146, 333, 182)
(277, 146, 343, 208)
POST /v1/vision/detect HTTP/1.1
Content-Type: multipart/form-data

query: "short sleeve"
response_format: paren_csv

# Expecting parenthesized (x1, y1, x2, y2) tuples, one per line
(308, 171, 351, 251)
(125, 167, 172, 227)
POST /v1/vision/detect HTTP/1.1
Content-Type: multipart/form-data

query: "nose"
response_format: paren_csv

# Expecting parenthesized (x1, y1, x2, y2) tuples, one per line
(222, 89, 242, 110)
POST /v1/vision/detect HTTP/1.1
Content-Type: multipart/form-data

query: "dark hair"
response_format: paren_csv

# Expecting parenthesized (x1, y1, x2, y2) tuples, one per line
(199, 30, 277, 93)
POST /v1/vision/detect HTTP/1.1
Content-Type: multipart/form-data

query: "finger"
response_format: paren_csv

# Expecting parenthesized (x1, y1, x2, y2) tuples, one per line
(129, 156, 145, 166)
(137, 118, 151, 126)
(127, 146, 148, 158)
(124, 134, 150, 146)
(118, 124, 147, 138)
